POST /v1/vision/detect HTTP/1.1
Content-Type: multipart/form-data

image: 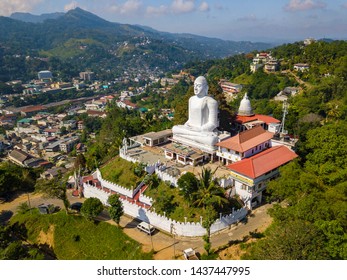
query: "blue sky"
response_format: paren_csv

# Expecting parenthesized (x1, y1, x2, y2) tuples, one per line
(1, 0, 347, 42)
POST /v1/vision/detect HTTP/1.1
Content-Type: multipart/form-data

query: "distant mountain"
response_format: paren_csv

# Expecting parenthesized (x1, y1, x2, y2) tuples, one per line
(10, 12, 64, 23)
(0, 8, 273, 81)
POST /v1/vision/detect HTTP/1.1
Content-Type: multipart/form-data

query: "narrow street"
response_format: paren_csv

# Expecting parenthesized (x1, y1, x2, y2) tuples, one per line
(0, 191, 273, 260)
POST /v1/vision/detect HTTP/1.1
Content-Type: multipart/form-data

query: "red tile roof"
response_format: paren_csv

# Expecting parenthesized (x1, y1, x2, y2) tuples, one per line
(226, 146, 298, 179)
(82, 176, 94, 183)
(216, 126, 273, 152)
(123, 100, 137, 108)
(236, 114, 280, 125)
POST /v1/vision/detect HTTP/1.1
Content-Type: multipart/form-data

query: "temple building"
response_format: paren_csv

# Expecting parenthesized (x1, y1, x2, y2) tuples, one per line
(216, 126, 273, 165)
(234, 93, 281, 132)
(227, 145, 298, 209)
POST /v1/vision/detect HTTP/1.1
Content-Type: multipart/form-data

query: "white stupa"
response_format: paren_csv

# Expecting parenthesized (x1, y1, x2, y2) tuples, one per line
(238, 93, 254, 117)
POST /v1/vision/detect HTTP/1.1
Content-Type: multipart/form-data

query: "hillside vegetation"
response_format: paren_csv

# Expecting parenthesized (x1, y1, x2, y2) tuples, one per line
(0, 8, 271, 82)
(5, 209, 152, 260)
(182, 40, 347, 260)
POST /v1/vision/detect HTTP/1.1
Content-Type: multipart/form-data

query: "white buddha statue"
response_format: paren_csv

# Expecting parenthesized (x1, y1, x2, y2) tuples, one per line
(172, 76, 219, 147)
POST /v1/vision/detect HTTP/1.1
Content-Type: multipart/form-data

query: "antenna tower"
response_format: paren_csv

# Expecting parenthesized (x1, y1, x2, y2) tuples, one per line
(281, 101, 288, 135)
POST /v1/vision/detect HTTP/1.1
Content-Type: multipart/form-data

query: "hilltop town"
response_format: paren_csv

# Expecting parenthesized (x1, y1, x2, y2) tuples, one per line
(1, 24, 346, 261)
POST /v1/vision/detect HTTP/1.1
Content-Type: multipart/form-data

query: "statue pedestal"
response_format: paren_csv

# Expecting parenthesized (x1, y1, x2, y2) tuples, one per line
(172, 135, 217, 153)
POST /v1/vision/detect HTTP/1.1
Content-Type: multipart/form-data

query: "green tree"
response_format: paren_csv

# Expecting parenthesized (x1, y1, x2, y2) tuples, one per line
(35, 177, 70, 211)
(155, 190, 177, 215)
(2, 241, 27, 260)
(74, 153, 86, 170)
(107, 194, 124, 225)
(201, 205, 218, 255)
(80, 197, 104, 221)
(193, 168, 228, 210)
(177, 172, 199, 204)
(242, 220, 328, 260)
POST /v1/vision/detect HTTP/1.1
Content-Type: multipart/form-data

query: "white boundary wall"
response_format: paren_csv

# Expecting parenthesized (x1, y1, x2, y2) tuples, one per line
(84, 184, 248, 237)
(94, 169, 134, 198)
(155, 168, 178, 186)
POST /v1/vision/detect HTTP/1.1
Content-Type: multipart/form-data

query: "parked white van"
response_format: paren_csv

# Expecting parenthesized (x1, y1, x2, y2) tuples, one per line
(137, 222, 155, 235)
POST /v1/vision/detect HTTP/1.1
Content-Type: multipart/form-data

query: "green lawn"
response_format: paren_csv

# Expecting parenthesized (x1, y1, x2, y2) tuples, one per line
(10, 210, 153, 260)
(100, 157, 143, 189)
(99, 157, 241, 223)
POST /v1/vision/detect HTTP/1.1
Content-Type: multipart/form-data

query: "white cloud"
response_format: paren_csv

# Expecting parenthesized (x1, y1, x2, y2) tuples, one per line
(237, 14, 259, 22)
(198, 1, 210, 12)
(64, 1, 78, 12)
(110, 0, 143, 15)
(146, 5, 168, 16)
(0, 0, 43, 16)
(171, 0, 195, 14)
(285, 0, 326, 12)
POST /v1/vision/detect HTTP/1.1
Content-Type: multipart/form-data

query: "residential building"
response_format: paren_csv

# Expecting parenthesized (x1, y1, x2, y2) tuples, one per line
(60, 120, 77, 130)
(8, 149, 31, 166)
(79, 71, 95, 81)
(264, 59, 279, 72)
(41, 167, 67, 180)
(77, 121, 84, 130)
(116, 99, 138, 110)
(59, 137, 79, 153)
(38, 70, 53, 81)
(294, 63, 310, 72)
(86, 110, 107, 118)
(219, 80, 243, 100)
(274, 87, 299, 101)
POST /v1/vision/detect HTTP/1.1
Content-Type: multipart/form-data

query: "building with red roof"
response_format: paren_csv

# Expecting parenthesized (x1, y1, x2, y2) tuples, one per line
(233, 93, 281, 133)
(226, 145, 298, 209)
(216, 126, 273, 164)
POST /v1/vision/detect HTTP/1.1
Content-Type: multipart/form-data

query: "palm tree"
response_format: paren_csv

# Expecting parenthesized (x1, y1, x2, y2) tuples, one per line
(193, 167, 228, 210)
(193, 167, 229, 255)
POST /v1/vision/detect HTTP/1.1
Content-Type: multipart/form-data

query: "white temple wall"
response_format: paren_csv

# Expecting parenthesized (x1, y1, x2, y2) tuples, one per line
(83, 184, 247, 237)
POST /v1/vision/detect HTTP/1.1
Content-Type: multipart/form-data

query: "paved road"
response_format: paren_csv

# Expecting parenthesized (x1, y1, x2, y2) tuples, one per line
(0, 191, 273, 260)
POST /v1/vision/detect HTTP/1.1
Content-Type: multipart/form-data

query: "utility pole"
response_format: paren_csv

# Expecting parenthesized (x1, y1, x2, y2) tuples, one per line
(27, 192, 32, 215)
(281, 100, 289, 135)
(171, 223, 176, 259)
(149, 222, 154, 251)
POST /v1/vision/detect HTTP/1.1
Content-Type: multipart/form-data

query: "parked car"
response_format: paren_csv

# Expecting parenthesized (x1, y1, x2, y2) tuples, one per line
(69, 202, 83, 212)
(136, 221, 155, 235)
(183, 248, 199, 260)
(38, 203, 55, 214)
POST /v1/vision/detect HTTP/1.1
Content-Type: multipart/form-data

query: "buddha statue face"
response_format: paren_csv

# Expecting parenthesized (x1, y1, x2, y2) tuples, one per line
(194, 76, 208, 97)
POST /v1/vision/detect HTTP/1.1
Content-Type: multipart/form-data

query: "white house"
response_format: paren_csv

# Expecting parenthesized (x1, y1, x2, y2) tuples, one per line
(294, 63, 310, 72)
(226, 145, 298, 209)
(216, 126, 273, 165)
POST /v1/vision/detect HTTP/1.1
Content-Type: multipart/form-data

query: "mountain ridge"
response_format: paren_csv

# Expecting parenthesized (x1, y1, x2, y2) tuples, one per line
(0, 8, 273, 81)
